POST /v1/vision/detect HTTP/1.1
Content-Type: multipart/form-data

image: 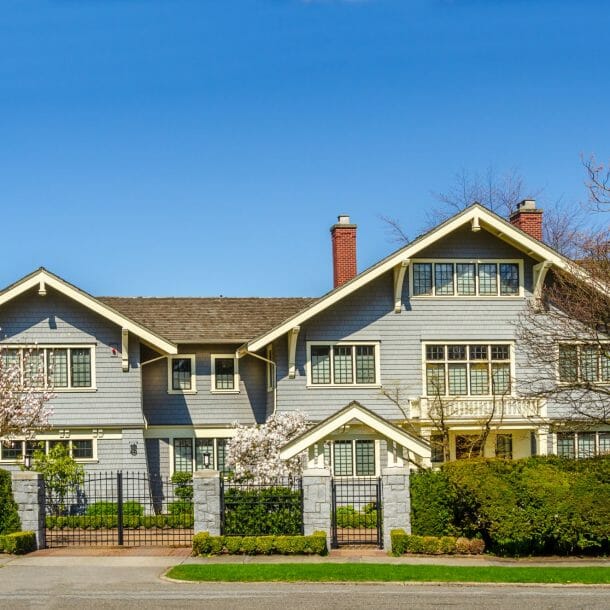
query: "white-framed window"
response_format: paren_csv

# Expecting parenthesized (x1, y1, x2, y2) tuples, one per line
(172, 437, 230, 474)
(0, 438, 96, 462)
(167, 355, 196, 393)
(410, 259, 523, 297)
(306, 342, 380, 387)
(210, 355, 239, 393)
(556, 431, 610, 458)
(558, 343, 610, 384)
(423, 342, 514, 397)
(324, 439, 377, 477)
(0, 345, 95, 391)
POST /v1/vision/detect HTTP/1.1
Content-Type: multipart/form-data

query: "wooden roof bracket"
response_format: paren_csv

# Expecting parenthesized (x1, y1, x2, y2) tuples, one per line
(393, 259, 410, 313)
(533, 261, 553, 309)
(287, 326, 300, 379)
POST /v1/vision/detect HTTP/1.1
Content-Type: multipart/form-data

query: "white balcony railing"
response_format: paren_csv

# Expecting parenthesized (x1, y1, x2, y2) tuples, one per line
(413, 397, 544, 421)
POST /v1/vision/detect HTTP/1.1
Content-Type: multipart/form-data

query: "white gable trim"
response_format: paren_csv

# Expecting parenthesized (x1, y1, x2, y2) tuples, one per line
(280, 402, 431, 460)
(0, 269, 177, 354)
(247, 204, 598, 353)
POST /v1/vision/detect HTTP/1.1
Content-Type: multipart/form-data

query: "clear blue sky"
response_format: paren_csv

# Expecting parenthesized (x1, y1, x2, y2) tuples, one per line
(1, 0, 608, 297)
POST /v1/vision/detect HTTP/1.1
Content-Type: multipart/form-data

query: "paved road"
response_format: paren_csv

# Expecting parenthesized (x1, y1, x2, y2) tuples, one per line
(0, 557, 608, 609)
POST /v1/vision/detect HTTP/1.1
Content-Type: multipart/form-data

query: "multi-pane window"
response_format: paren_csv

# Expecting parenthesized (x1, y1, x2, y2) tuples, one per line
(176, 438, 231, 473)
(0, 346, 93, 389)
(556, 431, 610, 458)
(425, 343, 512, 396)
(411, 261, 521, 297)
(212, 356, 237, 391)
(171, 357, 194, 391)
(308, 344, 378, 386)
(430, 433, 445, 463)
(0, 439, 94, 462)
(332, 440, 376, 476)
(558, 344, 610, 384)
(495, 434, 513, 459)
(174, 438, 194, 473)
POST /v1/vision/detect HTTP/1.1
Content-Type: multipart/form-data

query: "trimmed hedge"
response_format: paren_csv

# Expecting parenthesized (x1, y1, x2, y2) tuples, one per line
(45, 514, 194, 529)
(223, 486, 302, 535)
(192, 531, 328, 556)
(411, 456, 610, 556)
(390, 529, 484, 556)
(85, 501, 144, 516)
(0, 531, 37, 555)
(0, 469, 21, 535)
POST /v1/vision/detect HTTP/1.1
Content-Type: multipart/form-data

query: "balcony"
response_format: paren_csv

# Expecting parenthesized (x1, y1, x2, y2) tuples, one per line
(413, 396, 545, 422)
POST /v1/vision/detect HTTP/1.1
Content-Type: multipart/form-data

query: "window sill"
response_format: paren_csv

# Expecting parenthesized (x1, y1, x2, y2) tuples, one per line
(306, 384, 381, 390)
(210, 389, 240, 395)
(167, 390, 198, 395)
(52, 388, 98, 393)
(410, 295, 525, 300)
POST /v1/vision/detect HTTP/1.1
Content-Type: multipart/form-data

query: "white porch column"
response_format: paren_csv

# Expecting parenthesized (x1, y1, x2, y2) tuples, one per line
(535, 426, 549, 456)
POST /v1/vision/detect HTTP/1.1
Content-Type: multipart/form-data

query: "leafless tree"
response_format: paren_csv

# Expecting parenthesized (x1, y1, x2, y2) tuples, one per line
(516, 228, 610, 427)
(584, 155, 610, 211)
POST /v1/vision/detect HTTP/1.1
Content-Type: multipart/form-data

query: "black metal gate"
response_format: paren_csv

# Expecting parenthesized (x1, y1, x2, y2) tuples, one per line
(44, 471, 193, 547)
(331, 477, 382, 548)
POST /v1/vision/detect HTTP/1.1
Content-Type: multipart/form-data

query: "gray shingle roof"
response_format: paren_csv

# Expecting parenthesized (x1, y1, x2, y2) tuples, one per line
(97, 296, 317, 344)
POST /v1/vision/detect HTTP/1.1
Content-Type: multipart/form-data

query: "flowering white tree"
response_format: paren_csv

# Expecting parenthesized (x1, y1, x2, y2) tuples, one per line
(0, 348, 53, 440)
(226, 411, 309, 484)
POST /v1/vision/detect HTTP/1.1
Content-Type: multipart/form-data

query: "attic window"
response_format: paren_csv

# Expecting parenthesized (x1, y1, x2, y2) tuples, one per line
(411, 260, 522, 297)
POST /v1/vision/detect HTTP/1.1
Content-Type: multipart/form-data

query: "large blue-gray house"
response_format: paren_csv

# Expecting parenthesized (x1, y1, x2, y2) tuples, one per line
(0, 202, 607, 477)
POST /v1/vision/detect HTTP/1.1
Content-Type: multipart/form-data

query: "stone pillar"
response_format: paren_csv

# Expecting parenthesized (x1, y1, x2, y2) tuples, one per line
(11, 471, 46, 550)
(302, 468, 332, 548)
(381, 466, 410, 550)
(193, 470, 221, 536)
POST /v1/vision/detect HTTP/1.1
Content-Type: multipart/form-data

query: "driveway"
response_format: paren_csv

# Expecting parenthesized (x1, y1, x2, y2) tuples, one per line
(0, 555, 608, 609)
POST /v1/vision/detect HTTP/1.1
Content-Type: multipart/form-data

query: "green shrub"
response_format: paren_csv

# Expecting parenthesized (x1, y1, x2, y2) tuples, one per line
(0, 469, 21, 535)
(222, 486, 302, 535)
(171, 472, 194, 501)
(411, 456, 610, 556)
(168, 500, 193, 515)
(85, 501, 144, 516)
(191, 532, 327, 556)
(0, 531, 37, 554)
(45, 513, 193, 530)
(390, 530, 480, 556)
(335, 504, 378, 529)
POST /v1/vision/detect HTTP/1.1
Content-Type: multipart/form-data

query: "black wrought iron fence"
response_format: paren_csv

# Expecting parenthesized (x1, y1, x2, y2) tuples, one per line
(220, 478, 304, 536)
(44, 471, 193, 547)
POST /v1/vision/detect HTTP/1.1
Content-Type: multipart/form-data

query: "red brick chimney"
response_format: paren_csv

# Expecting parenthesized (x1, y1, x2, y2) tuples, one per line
(331, 214, 357, 288)
(509, 199, 543, 241)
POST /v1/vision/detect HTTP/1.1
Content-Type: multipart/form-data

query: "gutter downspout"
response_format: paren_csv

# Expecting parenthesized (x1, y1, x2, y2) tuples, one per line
(237, 346, 277, 416)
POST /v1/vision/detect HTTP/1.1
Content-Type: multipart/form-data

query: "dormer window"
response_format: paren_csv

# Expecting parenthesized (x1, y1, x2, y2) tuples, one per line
(411, 260, 522, 297)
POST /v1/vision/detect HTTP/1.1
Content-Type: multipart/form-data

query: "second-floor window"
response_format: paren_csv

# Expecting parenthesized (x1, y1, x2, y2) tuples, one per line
(307, 342, 379, 386)
(558, 344, 610, 384)
(411, 260, 522, 297)
(168, 355, 196, 393)
(424, 343, 512, 397)
(1, 346, 94, 390)
(211, 355, 239, 392)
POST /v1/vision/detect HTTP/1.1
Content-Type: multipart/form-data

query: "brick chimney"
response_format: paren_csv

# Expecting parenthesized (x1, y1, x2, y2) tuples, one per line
(331, 214, 357, 288)
(509, 199, 543, 241)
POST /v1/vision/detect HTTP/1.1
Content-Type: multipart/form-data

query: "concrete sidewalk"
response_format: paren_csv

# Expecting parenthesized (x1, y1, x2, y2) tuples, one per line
(5, 547, 609, 568)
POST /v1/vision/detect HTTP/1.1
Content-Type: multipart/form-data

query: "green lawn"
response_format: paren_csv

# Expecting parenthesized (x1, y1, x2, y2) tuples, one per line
(167, 563, 610, 584)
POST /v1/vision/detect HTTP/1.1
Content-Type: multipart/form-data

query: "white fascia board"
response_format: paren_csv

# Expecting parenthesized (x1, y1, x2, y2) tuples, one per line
(248, 204, 586, 353)
(280, 405, 431, 460)
(0, 269, 177, 355)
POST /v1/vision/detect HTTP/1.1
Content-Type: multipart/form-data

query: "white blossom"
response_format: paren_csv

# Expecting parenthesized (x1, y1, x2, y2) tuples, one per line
(226, 411, 309, 484)
(0, 348, 53, 440)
